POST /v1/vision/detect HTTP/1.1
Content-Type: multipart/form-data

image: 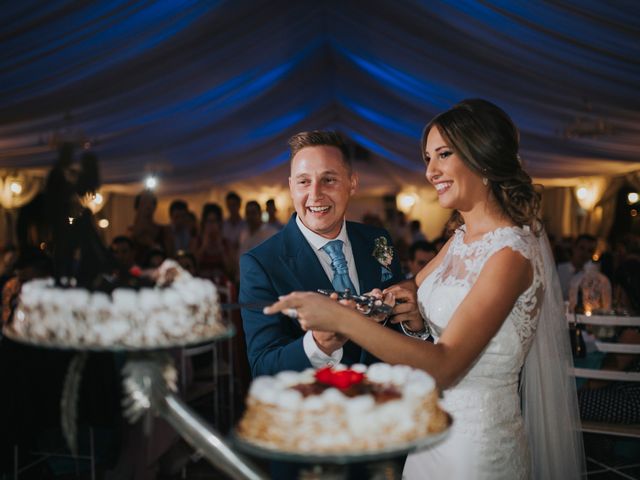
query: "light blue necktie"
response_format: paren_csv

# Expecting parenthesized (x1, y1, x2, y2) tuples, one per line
(322, 240, 357, 294)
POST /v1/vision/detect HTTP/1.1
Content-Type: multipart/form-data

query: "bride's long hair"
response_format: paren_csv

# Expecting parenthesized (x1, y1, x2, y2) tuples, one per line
(421, 99, 542, 233)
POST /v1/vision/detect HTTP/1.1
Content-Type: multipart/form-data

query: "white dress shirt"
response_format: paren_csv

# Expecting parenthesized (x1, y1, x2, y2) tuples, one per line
(295, 215, 360, 368)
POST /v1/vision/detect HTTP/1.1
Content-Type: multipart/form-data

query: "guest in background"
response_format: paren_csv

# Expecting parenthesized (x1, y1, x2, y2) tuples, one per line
(144, 248, 167, 269)
(191, 203, 229, 282)
(238, 201, 277, 255)
(222, 191, 246, 281)
(168, 199, 192, 255)
(578, 253, 640, 424)
(129, 189, 172, 264)
(2, 247, 54, 327)
(409, 219, 427, 243)
(110, 235, 140, 277)
(557, 234, 597, 300)
(176, 250, 197, 276)
(362, 212, 385, 229)
(406, 240, 437, 279)
(265, 198, 284, 230)
(187, 210, 199, 241)
(222, 191, 246, 252)
(432, 236, 447, 252)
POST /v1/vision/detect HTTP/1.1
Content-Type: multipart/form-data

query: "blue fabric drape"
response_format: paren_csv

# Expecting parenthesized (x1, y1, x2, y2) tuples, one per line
(0, 1, 638, 193)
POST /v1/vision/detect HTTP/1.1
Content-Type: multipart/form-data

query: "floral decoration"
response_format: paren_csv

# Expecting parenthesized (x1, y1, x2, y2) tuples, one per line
(373, 236, 394, 281)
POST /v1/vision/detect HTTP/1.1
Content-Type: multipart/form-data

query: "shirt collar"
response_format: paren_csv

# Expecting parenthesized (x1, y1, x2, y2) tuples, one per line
(295, 215, 349, 251)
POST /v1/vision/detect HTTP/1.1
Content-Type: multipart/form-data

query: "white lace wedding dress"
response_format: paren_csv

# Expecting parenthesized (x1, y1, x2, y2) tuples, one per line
(403, 226, 544, 480)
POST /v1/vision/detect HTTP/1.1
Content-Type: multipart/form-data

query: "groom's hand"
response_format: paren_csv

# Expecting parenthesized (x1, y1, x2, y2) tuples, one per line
(312, 331, 348, 355)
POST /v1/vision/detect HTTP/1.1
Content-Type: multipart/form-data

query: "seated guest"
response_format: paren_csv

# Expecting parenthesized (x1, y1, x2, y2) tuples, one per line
(175, 250, 197, 276)
(557, 234, 597, 300)
(144, 248, 167, 269)
(110, 235, 139, 276)
(578, 255, 640, 424)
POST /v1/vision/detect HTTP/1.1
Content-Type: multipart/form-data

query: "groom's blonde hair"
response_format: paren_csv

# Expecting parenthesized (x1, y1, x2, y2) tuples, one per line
(288, 130, 352, 174)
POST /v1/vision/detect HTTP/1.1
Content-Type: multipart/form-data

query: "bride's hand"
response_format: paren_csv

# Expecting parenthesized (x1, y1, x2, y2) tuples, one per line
(364, 288, 396, 323)
(383, 281, 424, 331)
(264, 292, 345, 333)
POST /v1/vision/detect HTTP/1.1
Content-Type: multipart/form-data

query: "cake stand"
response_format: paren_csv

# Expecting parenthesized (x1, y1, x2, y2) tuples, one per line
(3, 322, 268, 480)
(231, 418, 451, 480)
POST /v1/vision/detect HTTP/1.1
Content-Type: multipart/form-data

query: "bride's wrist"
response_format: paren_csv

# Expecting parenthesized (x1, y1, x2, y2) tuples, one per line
(400, 320, 430, 340)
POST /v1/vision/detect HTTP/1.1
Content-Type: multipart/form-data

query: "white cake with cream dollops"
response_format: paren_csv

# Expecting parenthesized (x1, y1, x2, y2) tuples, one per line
(237, 363, 449, 453)
(10, 260, 224, 348)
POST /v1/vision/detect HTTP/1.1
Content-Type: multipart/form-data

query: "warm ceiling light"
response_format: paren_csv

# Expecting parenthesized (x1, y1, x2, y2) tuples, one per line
(98, 218, 109, 229)
(9, 181, 22, 194)
(145, 176, 158, 190)
(576, 186, 588, 200)
(628, 192, 639, 204)
(397, 193, 417, 212)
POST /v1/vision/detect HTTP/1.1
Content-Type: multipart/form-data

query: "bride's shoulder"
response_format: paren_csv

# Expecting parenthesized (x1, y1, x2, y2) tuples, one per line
(485, 226, 538, 260)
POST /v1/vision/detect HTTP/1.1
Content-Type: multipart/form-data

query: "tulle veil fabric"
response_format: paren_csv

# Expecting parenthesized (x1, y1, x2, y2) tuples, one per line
(521, 231, 585, 479)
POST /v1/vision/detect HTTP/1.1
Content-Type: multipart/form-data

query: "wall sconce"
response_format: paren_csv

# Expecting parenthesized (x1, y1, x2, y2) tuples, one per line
(0, 172, 42, 209)
(574, 179, 606, 211)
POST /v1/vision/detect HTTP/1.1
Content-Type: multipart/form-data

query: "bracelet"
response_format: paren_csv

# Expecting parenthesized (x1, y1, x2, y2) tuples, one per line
(400, 321, 430, 341)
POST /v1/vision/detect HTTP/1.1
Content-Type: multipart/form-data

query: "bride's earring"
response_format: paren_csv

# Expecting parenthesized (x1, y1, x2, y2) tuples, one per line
(482, 177, 488, 186)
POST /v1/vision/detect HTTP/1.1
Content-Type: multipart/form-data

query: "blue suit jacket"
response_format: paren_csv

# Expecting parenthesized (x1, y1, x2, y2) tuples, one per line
(239, 214, 403, 377)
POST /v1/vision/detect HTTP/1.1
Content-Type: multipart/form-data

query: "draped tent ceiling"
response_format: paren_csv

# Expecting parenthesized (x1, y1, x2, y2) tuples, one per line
(0, 0, 639, 196)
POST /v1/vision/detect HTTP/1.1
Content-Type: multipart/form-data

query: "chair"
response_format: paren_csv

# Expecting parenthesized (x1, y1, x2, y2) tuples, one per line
(11, 427, 96, 480)
(568, 313, 640, 476)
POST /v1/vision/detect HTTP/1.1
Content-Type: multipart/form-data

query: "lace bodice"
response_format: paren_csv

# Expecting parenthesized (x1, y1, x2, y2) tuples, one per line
(420, 225, 543, 351)
(413, 225, 545, 479)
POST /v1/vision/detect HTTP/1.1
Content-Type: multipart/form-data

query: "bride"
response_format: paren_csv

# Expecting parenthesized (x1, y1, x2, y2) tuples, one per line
(266, 99, 585, 479)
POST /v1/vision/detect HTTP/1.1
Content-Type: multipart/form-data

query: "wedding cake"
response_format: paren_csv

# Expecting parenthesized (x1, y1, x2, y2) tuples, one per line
(9, 260, 225, 348)
(237, 363, 449, 453)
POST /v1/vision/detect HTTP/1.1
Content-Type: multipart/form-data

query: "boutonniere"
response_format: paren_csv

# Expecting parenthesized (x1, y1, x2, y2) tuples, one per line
(373, 236, 394, 281)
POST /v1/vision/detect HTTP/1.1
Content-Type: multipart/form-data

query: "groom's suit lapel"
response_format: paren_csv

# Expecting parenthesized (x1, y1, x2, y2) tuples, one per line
(347, 222, 382, 364)
(347, 222, 379, 296)
(281, 216, 333, 292)
(279, 216, 364, 365)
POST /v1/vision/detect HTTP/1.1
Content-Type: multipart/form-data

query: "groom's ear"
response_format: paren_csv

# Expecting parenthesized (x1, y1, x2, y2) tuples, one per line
(349, 172, 358, 195)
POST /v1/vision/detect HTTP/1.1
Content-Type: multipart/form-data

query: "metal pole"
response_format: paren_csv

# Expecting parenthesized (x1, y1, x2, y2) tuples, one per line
(160, 394, 266, 480)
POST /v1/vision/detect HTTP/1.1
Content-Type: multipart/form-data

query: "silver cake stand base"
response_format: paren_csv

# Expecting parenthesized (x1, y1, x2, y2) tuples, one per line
(121, 352, 267, 480)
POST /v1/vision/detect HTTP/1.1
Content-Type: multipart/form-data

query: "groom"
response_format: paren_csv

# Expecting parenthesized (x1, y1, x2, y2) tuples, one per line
(240, 130, 403, 378)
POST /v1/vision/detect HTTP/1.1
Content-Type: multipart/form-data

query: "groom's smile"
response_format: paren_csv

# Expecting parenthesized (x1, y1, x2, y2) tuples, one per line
(289, 145, 357, 239)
